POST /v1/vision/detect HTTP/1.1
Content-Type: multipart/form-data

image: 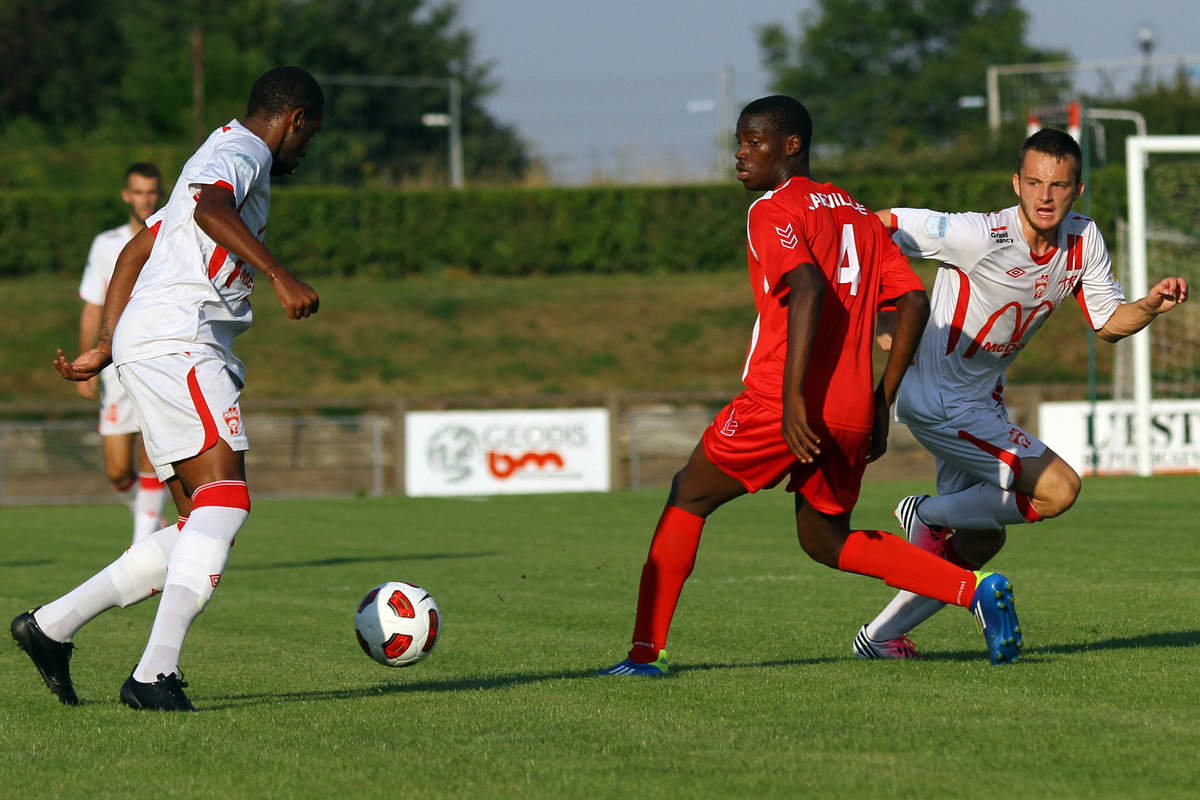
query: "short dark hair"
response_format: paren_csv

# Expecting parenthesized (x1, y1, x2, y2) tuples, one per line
(1019, 128, 1082, 183)
(739, 95, 813, 158)
(124, 162, 161, 187)
(246, 66, 324, 121)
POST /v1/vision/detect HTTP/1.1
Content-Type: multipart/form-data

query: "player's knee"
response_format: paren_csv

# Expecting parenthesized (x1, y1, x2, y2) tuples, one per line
(1033, 467, 1080, 518)
(796, 529, 840, 568)
(107, 467, 136, 487)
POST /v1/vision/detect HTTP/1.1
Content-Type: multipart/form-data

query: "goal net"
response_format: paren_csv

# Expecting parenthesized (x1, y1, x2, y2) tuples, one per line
(1119, 136, 1200, 474)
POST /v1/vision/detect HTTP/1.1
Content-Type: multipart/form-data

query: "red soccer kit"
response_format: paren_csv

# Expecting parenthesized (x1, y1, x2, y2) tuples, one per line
(702, 176, 924, 513)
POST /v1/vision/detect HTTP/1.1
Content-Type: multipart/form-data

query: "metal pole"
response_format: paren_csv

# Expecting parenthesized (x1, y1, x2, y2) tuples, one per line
(449, 78, 464, 189)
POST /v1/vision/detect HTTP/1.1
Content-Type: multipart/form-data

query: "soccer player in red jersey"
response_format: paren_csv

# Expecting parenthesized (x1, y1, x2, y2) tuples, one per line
(602, 95, 1022, 676)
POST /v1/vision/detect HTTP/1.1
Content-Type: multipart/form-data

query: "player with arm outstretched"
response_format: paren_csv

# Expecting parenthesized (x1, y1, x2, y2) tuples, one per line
(602, 95, 1023, 677)
(77, 162, 171, 543)
(853, 128, 1189, 660)
(11, 66, 324, 711)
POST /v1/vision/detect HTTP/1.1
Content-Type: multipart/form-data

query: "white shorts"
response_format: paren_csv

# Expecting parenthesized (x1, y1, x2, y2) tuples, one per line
(97, 364, 141, 436)
(903, 402, 1048, 495)
(116, 354, 249, 481)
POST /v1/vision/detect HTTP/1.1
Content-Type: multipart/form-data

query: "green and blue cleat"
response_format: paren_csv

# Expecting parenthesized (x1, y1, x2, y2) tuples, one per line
(600, 649, 669, 677)
(970, 572, 1022, 664)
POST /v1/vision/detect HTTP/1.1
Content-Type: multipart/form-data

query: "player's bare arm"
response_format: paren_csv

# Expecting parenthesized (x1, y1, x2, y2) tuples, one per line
(55, 226, 154, 383)
(874, 209, 895, 230)
(1095, 276, 1190, 342)
(193, 184, 319, 320)
(76, 302, 103, 398)
(867, 289, 929, 462)
(781, 264, 824, 463)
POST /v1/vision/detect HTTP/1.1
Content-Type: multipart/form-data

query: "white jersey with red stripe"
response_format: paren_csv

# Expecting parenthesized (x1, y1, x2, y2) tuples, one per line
(79, 223, 137, 306)
(80, 223, 140, 411)
(890, 205, 1125, 422)
(113, 119, 272, 384)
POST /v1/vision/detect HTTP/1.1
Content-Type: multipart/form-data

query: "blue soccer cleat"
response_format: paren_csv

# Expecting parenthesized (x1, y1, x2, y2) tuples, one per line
(600, 650, 669, 676)
(969, 572, 1022, 664)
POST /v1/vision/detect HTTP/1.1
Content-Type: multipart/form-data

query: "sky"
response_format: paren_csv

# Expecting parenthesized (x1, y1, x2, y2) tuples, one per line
(456, 0, 1200, 184)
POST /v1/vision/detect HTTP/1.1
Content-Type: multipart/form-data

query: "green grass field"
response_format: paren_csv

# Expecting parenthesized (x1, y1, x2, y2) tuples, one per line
(2, 475, 1197, 799)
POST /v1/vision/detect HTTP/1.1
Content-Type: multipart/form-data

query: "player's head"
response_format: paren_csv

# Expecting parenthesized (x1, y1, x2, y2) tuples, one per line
(122, 162, 162, 224)
(246, 66, 325, 176)
(1012, 128, 1085, 235)
(735, 95, 813, 191)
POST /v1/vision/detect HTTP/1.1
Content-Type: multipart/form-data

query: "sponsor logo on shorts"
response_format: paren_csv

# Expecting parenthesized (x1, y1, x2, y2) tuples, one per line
(1008, 427, 1032, 448)
(105, 403, 120, 424)
(209, 574, 221, 588)
(719, 408, 739, 437)
(223, 406, 242, 435)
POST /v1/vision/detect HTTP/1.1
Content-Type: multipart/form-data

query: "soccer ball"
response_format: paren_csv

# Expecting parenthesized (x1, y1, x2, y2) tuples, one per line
(354, 581, 441, 667)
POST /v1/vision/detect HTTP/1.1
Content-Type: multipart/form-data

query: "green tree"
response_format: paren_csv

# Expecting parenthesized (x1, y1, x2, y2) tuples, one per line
(758, 0, 1067, 153)
(0, 0, 527, 186)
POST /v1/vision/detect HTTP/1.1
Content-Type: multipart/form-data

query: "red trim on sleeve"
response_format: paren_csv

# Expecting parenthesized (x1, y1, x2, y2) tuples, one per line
(1072, 281, 1095, 328)
(191, 480, 251, 511)
(185, 366, 219, 455)
(149, 220, 162, 238)
(888, 212, 898, 232)
(213, 179, 235, 193)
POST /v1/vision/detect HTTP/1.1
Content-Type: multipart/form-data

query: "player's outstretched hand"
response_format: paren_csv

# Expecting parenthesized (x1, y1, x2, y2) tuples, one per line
(782, 394, 821, 463)
(1147, 276, 1189, 315)
(267, 265, 320, 319)
(54, 347, 111, 383)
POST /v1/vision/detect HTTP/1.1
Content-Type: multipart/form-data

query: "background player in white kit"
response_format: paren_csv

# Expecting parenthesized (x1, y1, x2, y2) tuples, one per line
(77, 162, 169, 543)
(853, 128, 1189, 659)
(11, 66, 324, 711)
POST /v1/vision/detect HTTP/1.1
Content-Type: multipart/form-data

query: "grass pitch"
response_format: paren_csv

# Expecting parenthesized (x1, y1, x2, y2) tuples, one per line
(2, 475, 1196, 799)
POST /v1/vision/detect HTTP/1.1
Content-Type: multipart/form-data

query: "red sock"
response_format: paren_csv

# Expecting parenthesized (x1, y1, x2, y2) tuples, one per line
(837, 529, 977, 607)
(629, 506, 704, 662)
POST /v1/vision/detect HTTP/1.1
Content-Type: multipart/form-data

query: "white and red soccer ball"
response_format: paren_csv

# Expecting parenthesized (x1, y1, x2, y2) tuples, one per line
(354, 581, 441, 667)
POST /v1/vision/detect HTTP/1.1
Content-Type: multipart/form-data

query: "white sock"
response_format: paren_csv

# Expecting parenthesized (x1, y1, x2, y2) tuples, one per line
(34, 522, 181, 642)
(113, 476, 137, 513)
(134, 482, 248, 683)
(133, 473, 167, 544)
(865, 591, 946, 642)
(918, 484, 1034, 530)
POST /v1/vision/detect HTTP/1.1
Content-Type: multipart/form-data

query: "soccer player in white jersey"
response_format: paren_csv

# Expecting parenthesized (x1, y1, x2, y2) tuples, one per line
(853, 128, 1189, 660)
(11, 67, 324, 711)
(77, 163, 169, 543)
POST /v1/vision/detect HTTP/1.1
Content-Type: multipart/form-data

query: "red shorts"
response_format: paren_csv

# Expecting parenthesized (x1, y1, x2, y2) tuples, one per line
(700, 391, 870, 515)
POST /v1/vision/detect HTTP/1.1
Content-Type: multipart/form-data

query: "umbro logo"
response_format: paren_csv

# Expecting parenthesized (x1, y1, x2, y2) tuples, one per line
(775, 224, 798, 250)
(1006, 267, 1026, 278)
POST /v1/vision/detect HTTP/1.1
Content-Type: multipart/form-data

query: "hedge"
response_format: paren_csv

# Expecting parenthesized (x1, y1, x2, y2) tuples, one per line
(0, 167, 1128, 279)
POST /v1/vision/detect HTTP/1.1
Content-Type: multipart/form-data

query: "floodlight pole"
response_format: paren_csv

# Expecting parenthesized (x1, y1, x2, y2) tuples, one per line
(316, 74, 466, 188)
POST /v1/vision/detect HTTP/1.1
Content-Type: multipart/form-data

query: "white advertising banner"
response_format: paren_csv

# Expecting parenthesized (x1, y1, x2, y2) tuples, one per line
(1038, 399, 1200, 475)
(405, 408, 610, 496)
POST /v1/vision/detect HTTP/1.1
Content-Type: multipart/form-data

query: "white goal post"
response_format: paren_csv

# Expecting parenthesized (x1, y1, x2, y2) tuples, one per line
(1124, 135, 1200, 476)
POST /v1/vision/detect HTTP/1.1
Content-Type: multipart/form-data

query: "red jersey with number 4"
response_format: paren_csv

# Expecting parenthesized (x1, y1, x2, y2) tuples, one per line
(740, 176, 924, 433)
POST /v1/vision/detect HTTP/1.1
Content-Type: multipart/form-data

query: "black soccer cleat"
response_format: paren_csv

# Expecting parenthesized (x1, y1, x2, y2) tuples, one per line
(120, 671, 197, 712)
(10, 609, 79, 706)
